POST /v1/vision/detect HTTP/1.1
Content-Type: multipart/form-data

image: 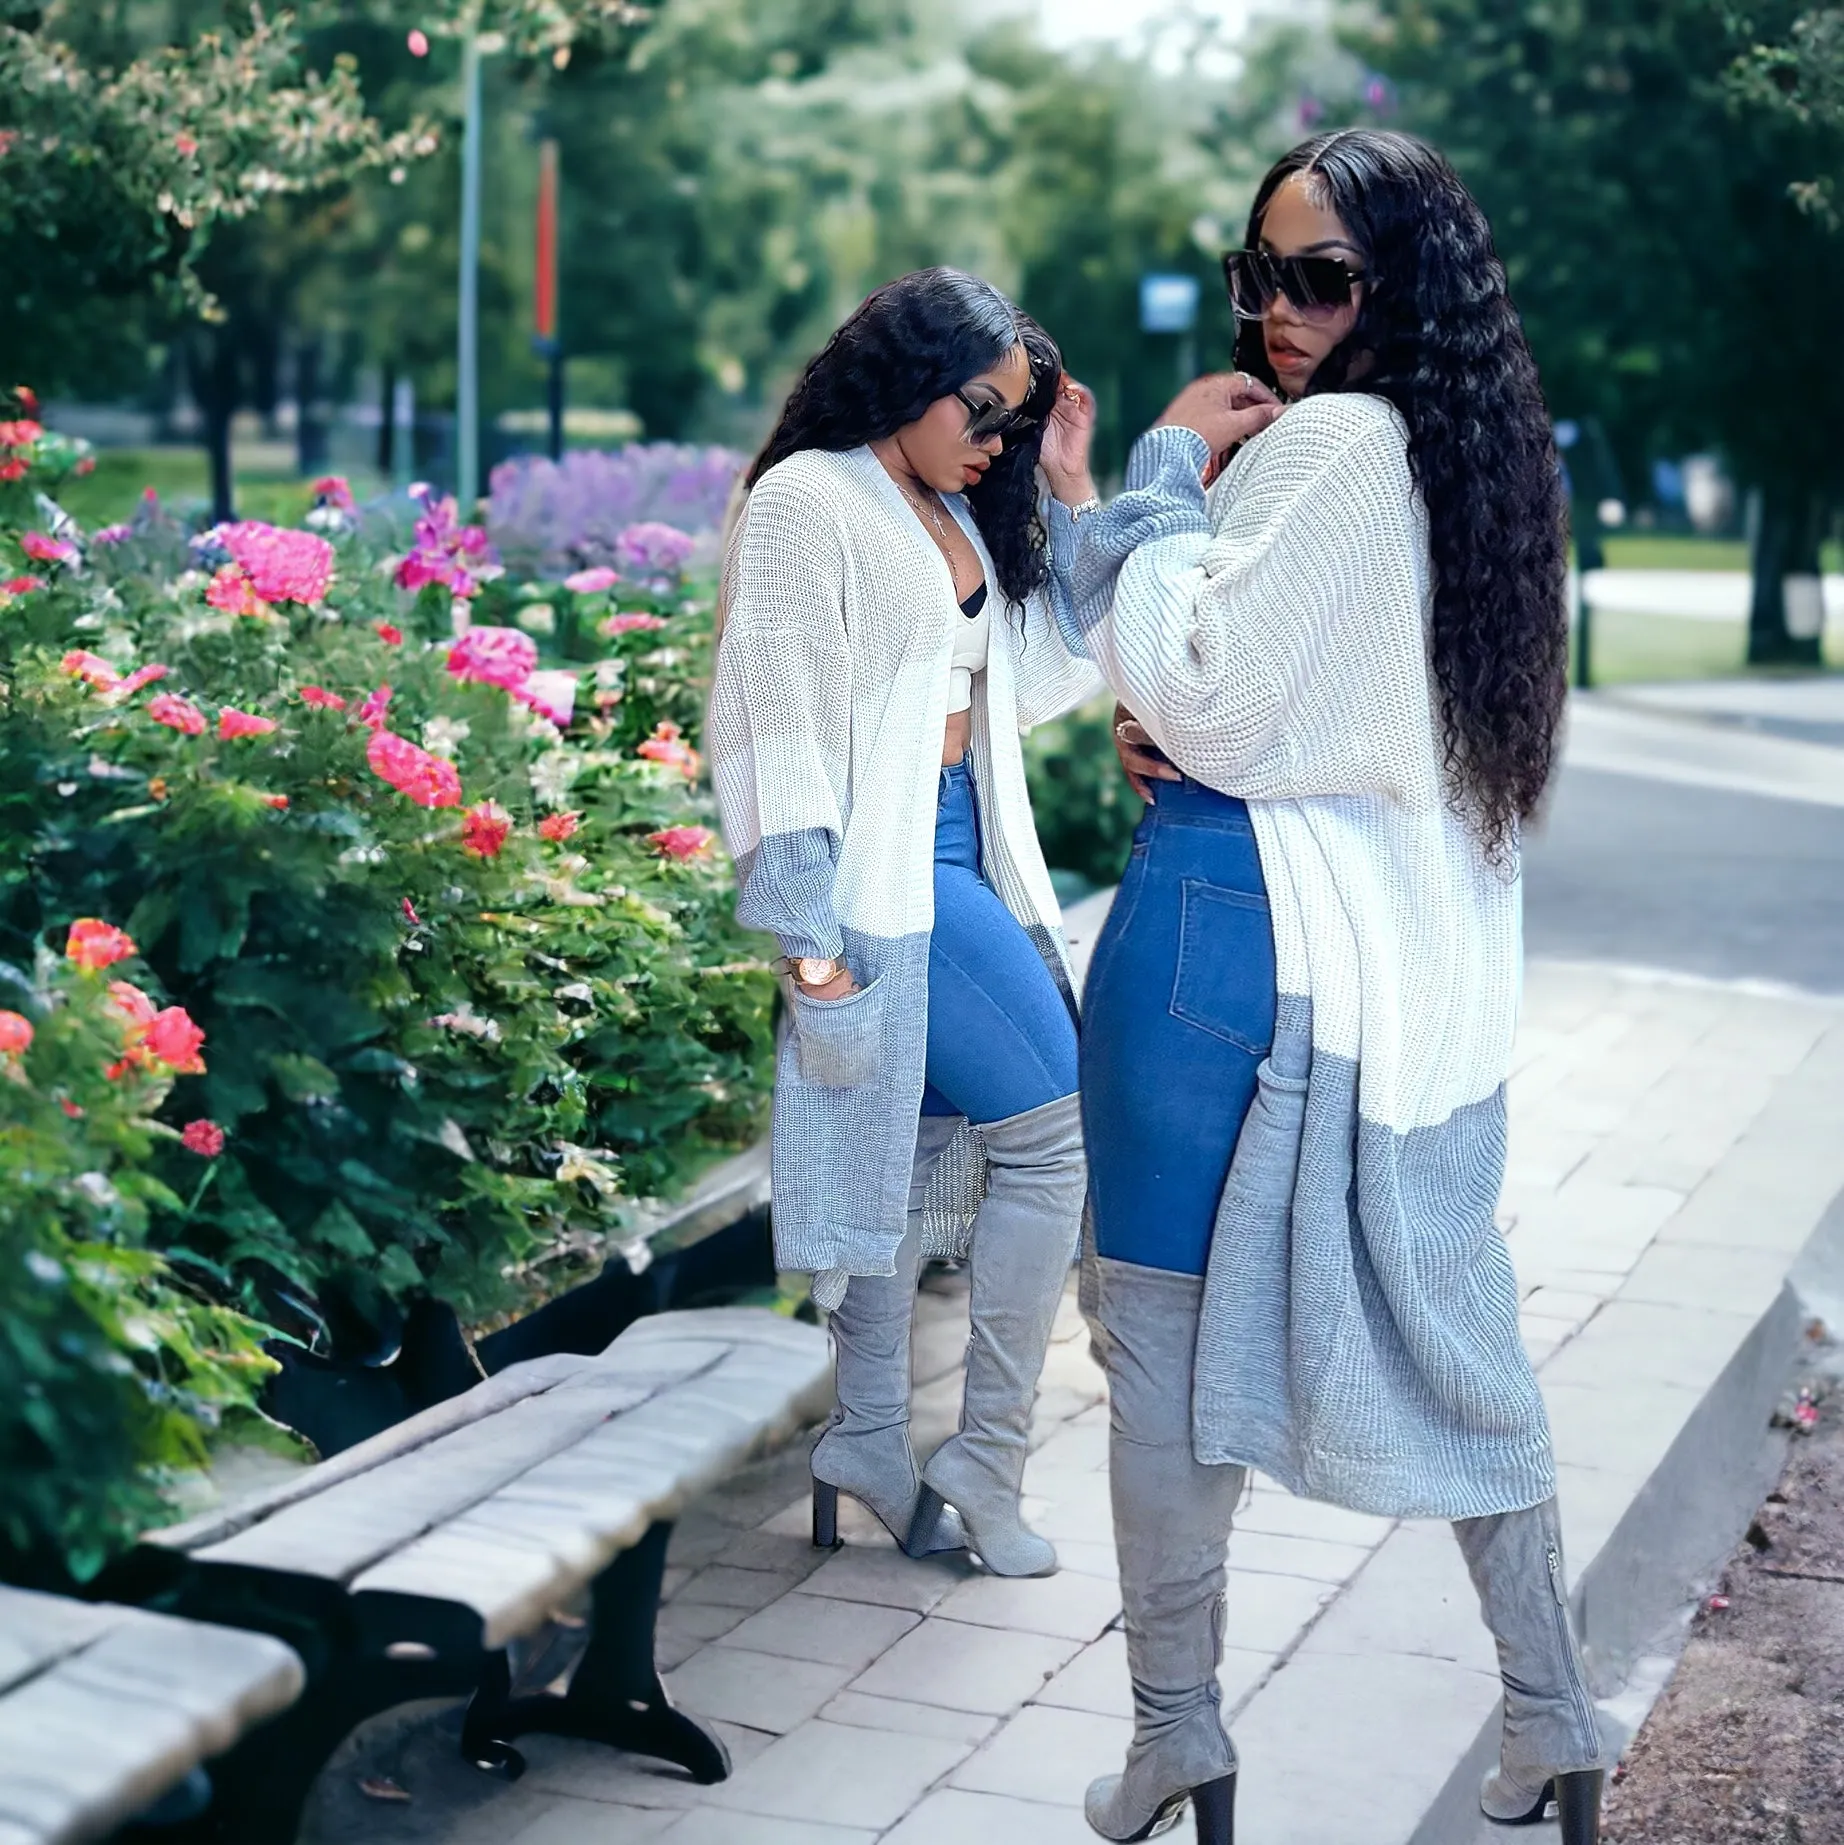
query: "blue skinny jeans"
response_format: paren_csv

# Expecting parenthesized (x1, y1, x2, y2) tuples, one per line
(1081, 775, 1278, 1275)
(921, 759, 1078, 1124)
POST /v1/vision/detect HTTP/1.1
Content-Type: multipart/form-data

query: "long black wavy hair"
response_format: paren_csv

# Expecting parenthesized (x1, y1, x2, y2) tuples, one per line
(1234, 130, 1569, 863)
(748, 267, 1062, 612)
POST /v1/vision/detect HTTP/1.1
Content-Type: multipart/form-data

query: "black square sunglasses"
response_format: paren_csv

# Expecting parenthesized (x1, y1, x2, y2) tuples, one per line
(1221, 249, 1370, 321)
(954, 387, 1039, 447)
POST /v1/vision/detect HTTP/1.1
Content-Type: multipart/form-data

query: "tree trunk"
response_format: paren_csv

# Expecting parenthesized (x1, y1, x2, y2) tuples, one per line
(295, 338, 328, 477)
(1747, 482, 1826, 667)
(377, 361, 397, 477)
(198, 327, 239, 525)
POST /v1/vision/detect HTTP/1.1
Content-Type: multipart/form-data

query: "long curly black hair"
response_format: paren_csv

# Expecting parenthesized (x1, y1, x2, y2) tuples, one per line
(748, 267, 1062, 612)
(1234, 130, 1569, 862)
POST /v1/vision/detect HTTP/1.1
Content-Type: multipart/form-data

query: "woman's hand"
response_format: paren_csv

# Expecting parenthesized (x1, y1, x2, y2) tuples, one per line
(1040, 374, 1099, 506)
(1113, 703, 1181, 802)
(1154, 371, 1283, 463)
(798, 967, 859, 1002)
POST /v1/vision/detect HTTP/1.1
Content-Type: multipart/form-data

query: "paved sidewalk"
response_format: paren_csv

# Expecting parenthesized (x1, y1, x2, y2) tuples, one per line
(305, 956, 1844, 1845)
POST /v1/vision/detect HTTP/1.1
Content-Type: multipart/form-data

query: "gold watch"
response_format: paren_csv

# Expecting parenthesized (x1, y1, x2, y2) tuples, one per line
(780, 955, 846, 987)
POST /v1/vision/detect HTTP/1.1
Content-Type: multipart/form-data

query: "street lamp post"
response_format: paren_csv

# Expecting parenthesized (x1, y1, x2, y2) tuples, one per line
(457, 33, 486, 508)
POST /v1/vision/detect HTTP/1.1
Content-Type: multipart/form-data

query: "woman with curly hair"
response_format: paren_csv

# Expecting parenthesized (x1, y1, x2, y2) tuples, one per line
(709, 268, 1105, 1575)
(1058, 133, 1602, 1842)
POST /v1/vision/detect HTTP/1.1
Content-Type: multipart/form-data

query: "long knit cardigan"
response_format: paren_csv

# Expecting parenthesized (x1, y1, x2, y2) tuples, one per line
(1066, 396, 1556, 1520)
(709, 445, 1103, 1289)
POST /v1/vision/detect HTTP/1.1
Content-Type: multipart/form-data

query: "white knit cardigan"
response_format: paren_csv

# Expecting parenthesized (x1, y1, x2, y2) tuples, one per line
(709, 445, 1103, 1286)
(1066, 396, 1557, 1519)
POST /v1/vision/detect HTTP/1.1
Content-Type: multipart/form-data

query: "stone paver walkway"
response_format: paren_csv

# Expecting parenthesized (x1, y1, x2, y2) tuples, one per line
(304, 955, 1844, 1845)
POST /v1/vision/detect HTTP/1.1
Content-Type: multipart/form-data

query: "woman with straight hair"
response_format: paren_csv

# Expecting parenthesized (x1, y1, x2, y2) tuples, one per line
(709, 267, 1106, 1576)
(1056, 132, 1604, 1842)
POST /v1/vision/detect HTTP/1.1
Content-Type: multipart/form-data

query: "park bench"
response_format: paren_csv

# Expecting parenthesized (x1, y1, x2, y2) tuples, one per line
(115, 1304, 830, 1843)
(0, 1585, 303, 1845)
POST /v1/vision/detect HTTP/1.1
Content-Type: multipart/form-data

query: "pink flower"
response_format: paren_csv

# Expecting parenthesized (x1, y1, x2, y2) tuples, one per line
(402, 897, 423, 926)
(2, 574, 44, 595)
(616, 521, 695, 579)
(0, 460, 27, 483)
(148, 692, 207, 736)
(0, 419, 42, 448)
(219, 521, 334, 605)
(538, 811, 581, 842)
(60, 1098, 82, 1119)
(142, 1006, 206, 1074)
(648, 825, 716, 862)
(357, 684, 393, 731)
(461, 801, 512, 858)
(375, 622, 404, 646)
(21, 531, 77, 566)
(564, 566, 620, 595)
(116, 663, 171, 697)
(73, 456, 95, 476)
(637, 719, 700, 781)
(601, 612, 667, 636)
(107, 981, 158, 1030)
(218, 707, 278, 740)
(261, 793, 289, 810)
(396, 485, 497, 599)
(62, 650, 122, 690)
(0, 1011, 32, 1056)
(92, 523, 133, 544)
(206, 563, 269, 616)
(12, 389, 37, 416)
(447, 626, 537, 691)
(174, 133, 199, 156)
(66, 919, 137, 972)
(312, 475, 356, 513)
(181, 1119, 225, 1157)
(367, 730, 462, 808)
(408, 27, 430, 55)
(513, 668, 577, 727)
(298, 685, 347, 711)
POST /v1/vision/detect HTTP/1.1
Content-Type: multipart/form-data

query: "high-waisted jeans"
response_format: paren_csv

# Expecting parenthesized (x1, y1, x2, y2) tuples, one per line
(1081, 774, 1275, 1274)
(922, 759, 1078, 1124)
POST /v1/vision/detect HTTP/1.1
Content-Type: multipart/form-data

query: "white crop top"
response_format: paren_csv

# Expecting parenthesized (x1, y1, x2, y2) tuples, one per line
(948, 580, 990, 715)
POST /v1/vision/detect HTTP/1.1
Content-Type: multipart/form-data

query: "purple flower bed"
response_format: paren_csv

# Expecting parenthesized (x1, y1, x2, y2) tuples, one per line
(488, 443, 744, 579)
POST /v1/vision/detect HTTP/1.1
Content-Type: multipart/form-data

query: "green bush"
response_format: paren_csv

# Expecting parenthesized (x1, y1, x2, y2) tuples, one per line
(0, 407, 773, 1578)
(1023, 695, 1142, 890)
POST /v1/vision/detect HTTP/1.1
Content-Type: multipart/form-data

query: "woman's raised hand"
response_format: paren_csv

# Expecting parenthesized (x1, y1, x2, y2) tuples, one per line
(1041, 373, 1099, 505)
(1154, 371, 1283, 465)
(1113, 704, 1181, 802)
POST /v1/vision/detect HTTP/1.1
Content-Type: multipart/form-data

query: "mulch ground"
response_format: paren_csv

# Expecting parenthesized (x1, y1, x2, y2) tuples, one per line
(1603, 1337, 1844, 1845)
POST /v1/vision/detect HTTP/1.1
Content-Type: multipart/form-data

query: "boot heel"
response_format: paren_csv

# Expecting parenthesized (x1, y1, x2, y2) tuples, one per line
(1555, 1769, 1602, 1845)
(812, 1478, 842, 1550)
(1189, 1772, 1235, 1844)
(903, 1484, 948, 1559)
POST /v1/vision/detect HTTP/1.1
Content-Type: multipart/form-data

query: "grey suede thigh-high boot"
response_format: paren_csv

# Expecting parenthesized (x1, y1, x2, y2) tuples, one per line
(1455, 1498, 1604, 1841)
(919, 1090, 1085, 1578)
(810, 1115, 968, 1557)
(1085, 1256, 1241, 1844)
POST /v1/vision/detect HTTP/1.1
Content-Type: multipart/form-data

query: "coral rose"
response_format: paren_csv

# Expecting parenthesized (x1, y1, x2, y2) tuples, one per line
(447, 626, 537, 691)
(647, 825, 715, 862)
(0, 1011, 32, 1056)
(298, 685, 347, 711)
(142, 1006, 206, 1073)
(538, 811, 581, 842)
(66, 919, 137, 971)
(218, 707, 278, 740)
(149, 693, 207, 736)
(367, 730, 462, 808)
(181, 1119, 226, 1157)
(461, 801, 512, 858)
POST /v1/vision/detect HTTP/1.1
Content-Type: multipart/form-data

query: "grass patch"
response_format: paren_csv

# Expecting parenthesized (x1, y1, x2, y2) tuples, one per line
(1577, 609, 1844, 685)
(55, 447, 332, 530)
(1595, 534, 1844, 573)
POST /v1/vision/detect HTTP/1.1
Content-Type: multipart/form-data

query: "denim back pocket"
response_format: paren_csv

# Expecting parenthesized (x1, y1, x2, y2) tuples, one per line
(1169, 879, 1277, 1055)
(790, 975, 886, 1088)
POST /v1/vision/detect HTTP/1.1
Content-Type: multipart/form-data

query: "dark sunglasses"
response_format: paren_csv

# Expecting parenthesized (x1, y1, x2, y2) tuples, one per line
(1221, 249, 1369, 321)
(955, 387, 1039, 447)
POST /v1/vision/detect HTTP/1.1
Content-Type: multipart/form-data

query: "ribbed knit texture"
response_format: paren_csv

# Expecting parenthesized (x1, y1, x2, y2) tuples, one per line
(709, 445, 1103, 1283)
(1065, 397, 1557, 1519)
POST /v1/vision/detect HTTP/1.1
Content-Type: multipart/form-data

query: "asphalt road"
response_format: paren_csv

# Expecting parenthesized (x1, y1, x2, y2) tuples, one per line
(1524, 688, 1844, 996)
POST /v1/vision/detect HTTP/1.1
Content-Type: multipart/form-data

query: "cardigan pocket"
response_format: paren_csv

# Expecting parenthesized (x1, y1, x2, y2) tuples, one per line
(1220, 1054, 1308, 1210)
(790, 975, 887, 1088)
(1170, 879, 1277, 1055)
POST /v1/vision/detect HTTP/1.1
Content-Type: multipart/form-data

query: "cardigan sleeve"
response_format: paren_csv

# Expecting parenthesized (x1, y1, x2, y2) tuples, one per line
(1009, 495, 1108, 729)
(708, 469, 854, 962)
(1069, 401, 1431, 800)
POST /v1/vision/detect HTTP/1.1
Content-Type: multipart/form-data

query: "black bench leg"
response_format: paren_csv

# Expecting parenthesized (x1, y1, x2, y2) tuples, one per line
(459, 1520, 730, 1785)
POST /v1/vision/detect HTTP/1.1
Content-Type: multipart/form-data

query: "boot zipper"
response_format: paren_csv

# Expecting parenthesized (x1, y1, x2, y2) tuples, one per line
(1547, 1544, 1601, 1759)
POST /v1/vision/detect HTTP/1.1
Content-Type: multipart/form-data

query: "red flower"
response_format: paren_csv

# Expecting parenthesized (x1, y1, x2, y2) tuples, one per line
(376, 622, 404, 646)
(402, 898, 423, 925)
(357, 684, 393, 731)
(298, 685, 347, 711)
(538, 811, 581, 842)
(366, 730, 462, 808)
(62, 650, 122, 689)
(312, 475, 356, 513)
(219, 707, 278, 740)
(637, 719, 701, 781)
(0, 459, 25, 483)
(142, 1006, 206, 1074)
(117, 663, 171, 697)
(66, 919, 137, 972)
(60, 1098, 83, 1119)
(647, 825, 716, 862)
(461, 801, 512, 858)
(261, 793, 290, 810)
(148, 692, 207, 736)
(3, 573, 45, 595)
(0, 1011, 32, 1056)
(174, 133, 199, 157)
(74, 456, 95, 476)
(11, 388, 37, 416)
(181, 1119, 225, 1157)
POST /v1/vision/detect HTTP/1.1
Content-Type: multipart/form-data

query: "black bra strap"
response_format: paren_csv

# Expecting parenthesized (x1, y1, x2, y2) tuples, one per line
(958, 580, 989, 618)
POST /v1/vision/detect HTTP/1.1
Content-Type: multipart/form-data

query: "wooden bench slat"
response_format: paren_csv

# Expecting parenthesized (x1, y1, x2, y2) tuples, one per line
(0, 1593, 127, 1701)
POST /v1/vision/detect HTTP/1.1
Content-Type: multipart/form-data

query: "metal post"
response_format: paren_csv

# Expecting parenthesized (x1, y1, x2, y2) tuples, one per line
(457, 34, 484, 507)
(534, 136, 563, 462)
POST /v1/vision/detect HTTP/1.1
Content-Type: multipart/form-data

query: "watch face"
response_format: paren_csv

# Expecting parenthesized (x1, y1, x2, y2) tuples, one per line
(797, 958, 838, 985)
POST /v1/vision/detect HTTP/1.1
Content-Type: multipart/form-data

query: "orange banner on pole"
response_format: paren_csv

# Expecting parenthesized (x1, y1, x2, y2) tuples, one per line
(535, 138, 559, 343)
